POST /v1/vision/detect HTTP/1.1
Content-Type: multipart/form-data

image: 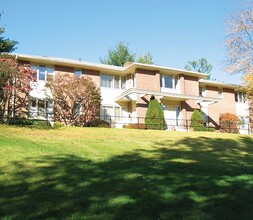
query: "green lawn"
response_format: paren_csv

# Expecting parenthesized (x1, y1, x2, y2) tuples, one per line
(0, 125, 253, 220)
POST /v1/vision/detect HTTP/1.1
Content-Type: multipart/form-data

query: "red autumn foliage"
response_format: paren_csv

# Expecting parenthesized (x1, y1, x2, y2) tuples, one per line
(0, 54, 35, 121)
(46, 73, 101, 126)
(219, 113, 241, 133)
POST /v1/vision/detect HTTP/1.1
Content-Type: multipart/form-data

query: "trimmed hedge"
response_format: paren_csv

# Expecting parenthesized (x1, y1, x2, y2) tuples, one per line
(7, 117, 51, 128)
(87, 119, 110, 128)
(123, 123, 146, 129)
(190, 109, 204, 131)
(145, 96, 165, 130)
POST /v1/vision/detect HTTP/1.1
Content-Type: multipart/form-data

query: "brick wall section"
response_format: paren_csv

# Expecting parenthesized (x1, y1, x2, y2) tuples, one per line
(135, 68, 160, 91)
(182, 75, 200, 120)
(18, 60, 30, 65)
(179, 74, 185, 94)
(135, 69, 160, 118)
(207, 87, 236, 122)
(83, 69, 100, 87)
(55, 65, 74, 75)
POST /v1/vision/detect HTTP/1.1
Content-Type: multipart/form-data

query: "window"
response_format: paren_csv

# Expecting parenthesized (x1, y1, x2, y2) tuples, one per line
(199, 87, 206, 97)
(114, 75, 120, 89)
(100, 106, 122, 122)
(73, 102, 81, 116)
(101, 74, 127, 89)
(46, 100, 54, 108)
(218, 88, 223, 98)
(30, 99, 36, 107)
(132, 74, 135, 88)
(38, 100, 44, 108)
(160, 75, 178, 89)
(121, 76, 126, 89)
(101, 74, 113, 88)
(235, 92, 246, 103)
(74, 69, 82, 77)
(39, 66, 46, 81)
(115, 106, 121, 121)
(100, 106, 113, 121)
(31, 65, 54, 81)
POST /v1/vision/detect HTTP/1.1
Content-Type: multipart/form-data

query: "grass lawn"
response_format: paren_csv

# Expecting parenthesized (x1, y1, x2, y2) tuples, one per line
(0, 125, 253, 220)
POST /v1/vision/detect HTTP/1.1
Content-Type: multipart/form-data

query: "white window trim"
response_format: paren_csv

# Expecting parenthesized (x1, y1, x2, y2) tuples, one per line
(74, 69, 82, 77)
(100, 105, 124, 122)
(235, 92, 247, 103)
(160, 74, 178, 90)
(101, 74, 127, 90)
(31, 64, 55, 81)
(199, 87, 206, 97)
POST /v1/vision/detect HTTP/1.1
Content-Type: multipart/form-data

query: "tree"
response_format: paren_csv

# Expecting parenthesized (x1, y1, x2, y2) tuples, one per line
(185, 58, 212, 79)
(47, 74, 101, 126)
(190, 109, 204, 131)
(137, 52, 154, 64)
(100, 42, 155, 66)
(225, 1, 253, 131)
(100, 42, 135, 66)
(145, 96, 164, 130)
(0, 12, 18, 53)
(0, 54, 35, 121)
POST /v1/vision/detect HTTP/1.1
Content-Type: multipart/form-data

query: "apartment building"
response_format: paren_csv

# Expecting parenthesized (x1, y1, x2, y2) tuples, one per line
(16, 54, 250, 133)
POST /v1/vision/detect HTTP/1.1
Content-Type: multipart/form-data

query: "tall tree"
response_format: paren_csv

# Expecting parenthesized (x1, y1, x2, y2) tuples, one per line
(185, 58, 212, 79)
(100, 42, 155, 66)
(0, 12, 18, 53)
(0, 55, 35, 121)
(100, 42, 135, 66)
(225, 1, 253, 131)
(47, 74, 101, 126)
(137, 52, 154, 64)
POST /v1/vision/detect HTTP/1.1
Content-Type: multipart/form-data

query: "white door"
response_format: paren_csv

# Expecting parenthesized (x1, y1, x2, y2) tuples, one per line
(164, 105, 177, 127)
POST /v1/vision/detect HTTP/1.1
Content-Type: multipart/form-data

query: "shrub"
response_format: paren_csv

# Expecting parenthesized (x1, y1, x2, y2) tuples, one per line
(219, 113, 241, 133)
(31, 119, 52, 129)
(145, 96, 165, 130)
(8, 116, 33, 126)
(87, 119, 110, 128)
(7, 117, 52, 129)
(53, 121, 64, 129)
(190, 109, 204, 131)
(194, 127, 215, 132)
(124, 123, 146, 129)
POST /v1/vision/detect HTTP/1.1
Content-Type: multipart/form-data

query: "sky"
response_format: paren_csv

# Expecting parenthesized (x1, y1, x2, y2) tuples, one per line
(0, 0, 248, 84)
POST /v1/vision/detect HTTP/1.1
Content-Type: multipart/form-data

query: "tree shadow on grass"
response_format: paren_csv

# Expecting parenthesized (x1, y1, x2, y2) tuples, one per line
(0, 136, 253, 219)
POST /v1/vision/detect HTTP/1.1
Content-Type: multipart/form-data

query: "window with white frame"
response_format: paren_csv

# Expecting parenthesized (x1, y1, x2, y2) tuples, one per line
(29, 98, 54, 117)
(160, 74, 178, 89)
(31, 65, 55, 81)
(100, 74, 127, 89)
(199, 87, 206, 97)
(74, 69, 82, 77)
(100, 105, 123, 122)
(235, 92, 246, 103)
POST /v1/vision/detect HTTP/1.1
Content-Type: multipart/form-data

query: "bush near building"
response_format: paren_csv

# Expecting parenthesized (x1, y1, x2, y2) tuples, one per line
(219, 113, 241, 134)
(145, 96, 165, 130)
(190, 109, 204, 131)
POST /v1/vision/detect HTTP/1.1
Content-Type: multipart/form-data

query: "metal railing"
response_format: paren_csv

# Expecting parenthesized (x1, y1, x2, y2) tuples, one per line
(1, 111, 251, 134)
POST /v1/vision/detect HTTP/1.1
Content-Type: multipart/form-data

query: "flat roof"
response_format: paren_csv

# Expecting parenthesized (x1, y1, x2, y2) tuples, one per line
(15, 53, 209, 78)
